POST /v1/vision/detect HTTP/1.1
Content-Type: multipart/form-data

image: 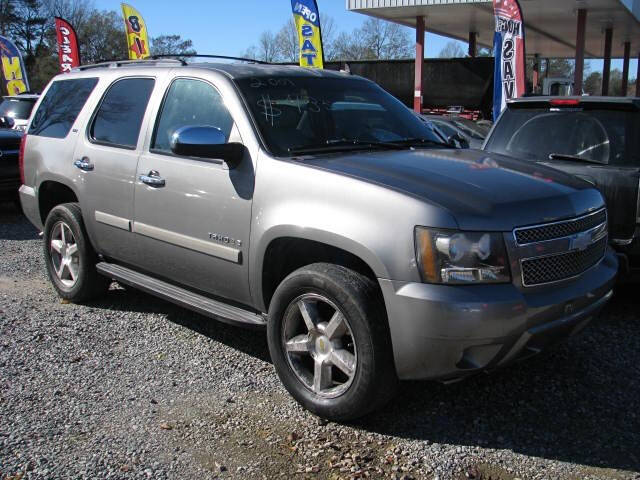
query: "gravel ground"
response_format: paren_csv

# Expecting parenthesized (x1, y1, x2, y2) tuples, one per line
(1, 202, 639, 480)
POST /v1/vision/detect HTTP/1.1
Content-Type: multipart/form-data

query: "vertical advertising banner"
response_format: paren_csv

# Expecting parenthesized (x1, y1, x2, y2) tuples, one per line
(121, 3, 150, 60)
(0, 36, 29, 95)
(290, 0, 324, 69)
(55, 18, 81, 73)
(492, 0, 526, 120)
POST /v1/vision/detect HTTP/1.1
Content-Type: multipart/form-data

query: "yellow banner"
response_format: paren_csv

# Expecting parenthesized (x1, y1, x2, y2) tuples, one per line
(121, 3, 150, 60)
(291, 1, 324, 69)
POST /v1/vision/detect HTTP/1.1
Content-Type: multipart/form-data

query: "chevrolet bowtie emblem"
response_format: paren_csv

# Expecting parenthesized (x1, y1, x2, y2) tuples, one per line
(569, 231, 593, 252)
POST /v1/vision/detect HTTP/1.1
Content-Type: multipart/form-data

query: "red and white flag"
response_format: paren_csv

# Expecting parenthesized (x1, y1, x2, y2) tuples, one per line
(492, 0, 526, 119)
(55, 17, 81, 73)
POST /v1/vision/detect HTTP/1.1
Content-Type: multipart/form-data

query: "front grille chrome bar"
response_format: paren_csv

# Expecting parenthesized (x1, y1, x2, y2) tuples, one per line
(514, 208, 607, 245)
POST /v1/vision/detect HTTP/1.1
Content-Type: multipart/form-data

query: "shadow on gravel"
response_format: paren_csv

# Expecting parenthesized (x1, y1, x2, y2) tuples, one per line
(355, 283, 640, 474)
(0, 202, 37, 241)
(87, 287, 272, 363)
(85, 258, 639, 474)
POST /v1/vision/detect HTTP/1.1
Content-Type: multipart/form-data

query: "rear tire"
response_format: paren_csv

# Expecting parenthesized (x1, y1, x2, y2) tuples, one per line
(267, 263, 397, 421)
(43, 203, 109, 303)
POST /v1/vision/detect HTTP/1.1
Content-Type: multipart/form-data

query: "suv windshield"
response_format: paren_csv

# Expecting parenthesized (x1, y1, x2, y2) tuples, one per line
(235, 76, 445, 156)
(0, 97, 36, 120)
(485, 107, 639, 166)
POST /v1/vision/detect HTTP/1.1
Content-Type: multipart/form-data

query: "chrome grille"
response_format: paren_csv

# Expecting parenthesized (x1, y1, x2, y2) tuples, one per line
(515, 209, 607, 245)
(521, 237, 607, 286)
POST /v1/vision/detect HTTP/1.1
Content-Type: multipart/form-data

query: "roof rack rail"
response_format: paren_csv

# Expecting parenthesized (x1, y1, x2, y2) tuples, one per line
(151, 54, 270, 65)
(73, 58, 184, 71)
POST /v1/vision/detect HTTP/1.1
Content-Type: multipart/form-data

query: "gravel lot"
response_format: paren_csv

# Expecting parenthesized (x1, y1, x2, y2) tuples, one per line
(1, 202, 639, 480)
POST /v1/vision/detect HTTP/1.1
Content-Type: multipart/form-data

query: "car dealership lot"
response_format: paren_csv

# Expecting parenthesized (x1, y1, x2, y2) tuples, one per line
(0, 203, 638, 480)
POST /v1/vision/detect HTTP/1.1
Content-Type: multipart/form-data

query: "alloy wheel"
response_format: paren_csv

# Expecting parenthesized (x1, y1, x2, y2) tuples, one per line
(282, 293, 358, 398)
(49, 221, 80, 288)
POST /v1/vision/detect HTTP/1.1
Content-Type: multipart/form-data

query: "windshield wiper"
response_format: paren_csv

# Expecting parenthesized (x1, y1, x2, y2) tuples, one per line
(288, 137, 453, 155)
(389, 137, 454, 149)
(289, 139, 408, 155)
(548, 153, 603, 164)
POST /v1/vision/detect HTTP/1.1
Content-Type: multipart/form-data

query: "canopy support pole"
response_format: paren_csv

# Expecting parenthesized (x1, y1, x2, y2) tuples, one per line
(602, 27, 612, 95)
(414, 16, 425, 113)
(574, 9, 587, 94)
(621, 41, 630, 96)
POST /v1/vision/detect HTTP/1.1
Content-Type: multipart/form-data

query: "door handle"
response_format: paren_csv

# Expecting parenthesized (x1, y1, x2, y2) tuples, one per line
(139, 170, 165, 187)
(74, 157, 94, 171)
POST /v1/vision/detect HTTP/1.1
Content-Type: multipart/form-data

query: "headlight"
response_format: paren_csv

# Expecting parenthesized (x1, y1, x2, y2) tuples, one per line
(415, 227, 511, 284)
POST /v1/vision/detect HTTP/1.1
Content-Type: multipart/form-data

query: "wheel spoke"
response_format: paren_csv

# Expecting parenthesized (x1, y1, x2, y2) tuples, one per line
(324, 311, 347, 340)
(55, 260, 65, 279)
(313, 360, 332, 393)
(50, 239, 64, 254)
(285, 334, 310, 353)
(67, 261, 78, 281)
(66, 243, 78, 257)
(60, 224, 67, 245)
(298, 300, 316, 332)
(330, 349, 356, 377)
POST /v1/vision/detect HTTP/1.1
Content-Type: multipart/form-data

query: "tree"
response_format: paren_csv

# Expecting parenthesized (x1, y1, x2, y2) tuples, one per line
(438, 41, 465, 58)
(330, 31, 367, 61)
(544, 58, 574, 78)
(240, 45, 258, 60)
(584, 71, 602, 96)
(257, 30, 280, 63)
(275, 18, 297, 63)
(77, 9, 128, 63)
(319, 15, 337, 61)
(44, 0, 95, 29)
(359, 18, 412, 60)
(151, 34, 196, 57)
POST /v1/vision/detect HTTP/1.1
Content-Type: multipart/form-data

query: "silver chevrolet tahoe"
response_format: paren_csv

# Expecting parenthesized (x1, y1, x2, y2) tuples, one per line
(18, 59, 618, 421)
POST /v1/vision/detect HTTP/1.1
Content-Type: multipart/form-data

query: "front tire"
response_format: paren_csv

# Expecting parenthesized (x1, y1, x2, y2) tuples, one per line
(43, 203, 109, 303)
(267, 263, 397, 421)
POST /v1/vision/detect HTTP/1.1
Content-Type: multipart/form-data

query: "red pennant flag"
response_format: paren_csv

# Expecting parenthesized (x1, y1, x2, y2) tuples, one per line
(55, 17, 81, 73)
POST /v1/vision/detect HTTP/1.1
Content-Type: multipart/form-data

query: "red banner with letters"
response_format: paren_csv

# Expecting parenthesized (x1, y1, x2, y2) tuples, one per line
(55, 17, 81, 73)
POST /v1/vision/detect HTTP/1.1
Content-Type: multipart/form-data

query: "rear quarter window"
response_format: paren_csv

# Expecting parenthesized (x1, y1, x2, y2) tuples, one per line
(29, 78, 99, 138)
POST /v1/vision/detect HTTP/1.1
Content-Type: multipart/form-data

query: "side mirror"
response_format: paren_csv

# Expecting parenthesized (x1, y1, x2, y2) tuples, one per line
(0, 116, 15, 129)
(170, 125, 244, 168)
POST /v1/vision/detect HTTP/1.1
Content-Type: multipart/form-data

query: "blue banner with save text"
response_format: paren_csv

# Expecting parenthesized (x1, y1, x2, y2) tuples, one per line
(291, 0, 324, 69)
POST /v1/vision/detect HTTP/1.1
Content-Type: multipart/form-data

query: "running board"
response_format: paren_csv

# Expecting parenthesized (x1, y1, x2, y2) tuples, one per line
(96, 262, 266, 328)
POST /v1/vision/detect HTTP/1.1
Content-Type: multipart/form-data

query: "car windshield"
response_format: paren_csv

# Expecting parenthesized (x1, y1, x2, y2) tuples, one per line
(235, 76, 445, 156)
(484, 107, 640, 166)
(0, 98, 36, 120)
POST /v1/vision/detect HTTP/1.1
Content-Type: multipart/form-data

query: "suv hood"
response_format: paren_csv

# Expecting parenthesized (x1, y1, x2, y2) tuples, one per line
(299, 148, 604, 231)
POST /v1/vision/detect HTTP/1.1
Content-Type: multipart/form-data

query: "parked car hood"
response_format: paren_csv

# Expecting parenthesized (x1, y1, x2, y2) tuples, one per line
(299, 148, 604, 231)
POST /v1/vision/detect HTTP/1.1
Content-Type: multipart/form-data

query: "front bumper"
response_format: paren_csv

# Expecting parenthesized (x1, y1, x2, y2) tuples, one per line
(380, 248, 618, 380)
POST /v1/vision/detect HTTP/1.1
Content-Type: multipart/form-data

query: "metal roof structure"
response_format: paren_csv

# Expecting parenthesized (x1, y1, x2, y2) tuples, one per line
(347, 0, 640, 59)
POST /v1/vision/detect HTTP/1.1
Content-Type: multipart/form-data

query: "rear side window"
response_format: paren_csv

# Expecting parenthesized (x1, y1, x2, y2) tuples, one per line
(90, 78, 155, 149)
(29, 78, 98, 138)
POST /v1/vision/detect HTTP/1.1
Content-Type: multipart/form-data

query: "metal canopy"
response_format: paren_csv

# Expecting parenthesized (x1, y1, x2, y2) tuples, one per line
(347, 0, 640, 58)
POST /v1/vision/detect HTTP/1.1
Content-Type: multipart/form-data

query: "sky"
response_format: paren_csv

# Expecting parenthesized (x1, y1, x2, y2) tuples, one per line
(93, 0, 636, 75)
